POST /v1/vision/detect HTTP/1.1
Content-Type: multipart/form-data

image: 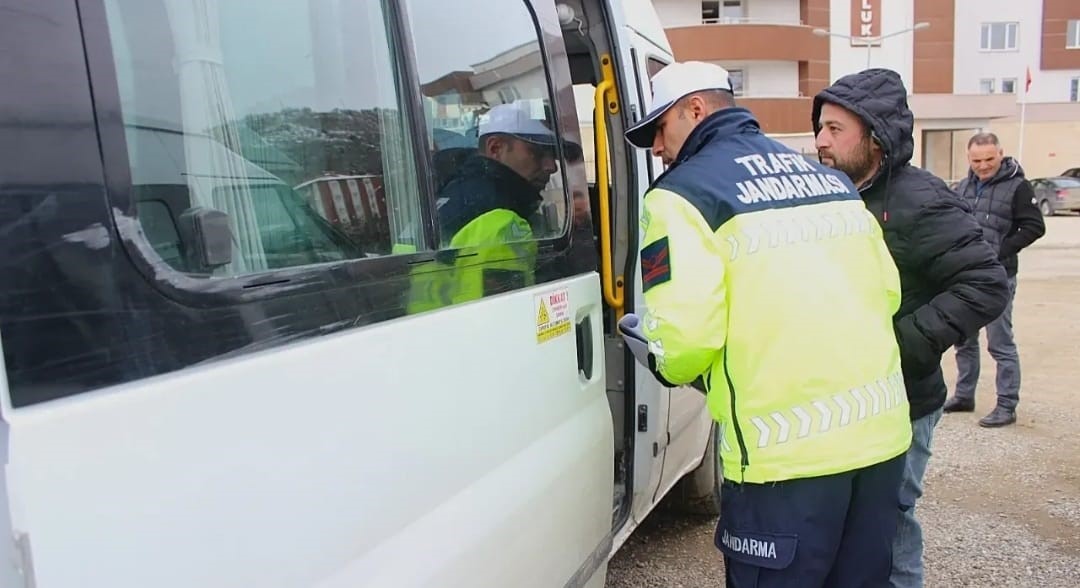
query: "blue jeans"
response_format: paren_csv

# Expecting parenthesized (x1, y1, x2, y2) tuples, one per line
(889, 407, 943, 588)
(954, 276, 1020, 410)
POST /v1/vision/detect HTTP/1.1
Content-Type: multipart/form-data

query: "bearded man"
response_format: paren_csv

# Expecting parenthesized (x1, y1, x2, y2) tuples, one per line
(813, 68, 1009, 588)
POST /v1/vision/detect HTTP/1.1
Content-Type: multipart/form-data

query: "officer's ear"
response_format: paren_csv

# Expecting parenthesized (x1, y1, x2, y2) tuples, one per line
(480, 134, 510, 158)
(685, 94, 710, 121)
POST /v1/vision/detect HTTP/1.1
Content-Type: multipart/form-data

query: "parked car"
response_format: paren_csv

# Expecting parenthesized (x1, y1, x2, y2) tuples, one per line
(1032, 176, 1080, 216)
(1060, 167, 1080, 178)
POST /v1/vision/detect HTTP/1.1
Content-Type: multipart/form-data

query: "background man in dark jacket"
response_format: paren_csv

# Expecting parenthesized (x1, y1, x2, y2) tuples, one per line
(813, 69, 1010, 588)
(944, 132, 1046, 428)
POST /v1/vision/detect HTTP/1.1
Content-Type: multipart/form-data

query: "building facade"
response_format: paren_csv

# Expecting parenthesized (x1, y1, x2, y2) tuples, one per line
(651, 0, 1080, 180)
(654, 0, 830, 135)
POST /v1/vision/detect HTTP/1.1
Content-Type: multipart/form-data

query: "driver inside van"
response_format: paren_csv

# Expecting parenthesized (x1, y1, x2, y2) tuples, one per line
(406, 102, 581, 313)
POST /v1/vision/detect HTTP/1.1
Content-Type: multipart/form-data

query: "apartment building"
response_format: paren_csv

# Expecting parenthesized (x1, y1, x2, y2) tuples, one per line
(653, 0, 831, 134)
(652, 0, 1080, 179)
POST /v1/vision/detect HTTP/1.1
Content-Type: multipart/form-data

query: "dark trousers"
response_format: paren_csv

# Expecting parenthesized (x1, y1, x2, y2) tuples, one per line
(954, 276, 1020, 410)
(717, 453, 906, 587)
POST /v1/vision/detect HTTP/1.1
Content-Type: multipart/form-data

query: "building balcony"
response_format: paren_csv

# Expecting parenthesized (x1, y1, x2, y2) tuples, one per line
(665, 22, 829, 63)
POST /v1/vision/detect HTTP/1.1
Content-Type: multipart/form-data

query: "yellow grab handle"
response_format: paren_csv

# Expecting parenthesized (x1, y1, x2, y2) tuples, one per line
(593, 54, 624, 314)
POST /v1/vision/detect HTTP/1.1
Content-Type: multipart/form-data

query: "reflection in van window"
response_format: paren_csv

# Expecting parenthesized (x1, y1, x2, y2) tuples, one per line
(102, 0, 426, 277)
(405, 0, 576, 244)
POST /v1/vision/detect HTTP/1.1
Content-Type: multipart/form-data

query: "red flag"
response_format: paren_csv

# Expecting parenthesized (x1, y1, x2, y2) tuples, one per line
(1025, 67, 1032, 93)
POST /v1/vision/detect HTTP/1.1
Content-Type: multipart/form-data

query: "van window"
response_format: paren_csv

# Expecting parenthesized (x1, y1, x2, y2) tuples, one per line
(647, 58, 668, 79)
(102, 0, 427, 277)
(404, 0, 573, 243)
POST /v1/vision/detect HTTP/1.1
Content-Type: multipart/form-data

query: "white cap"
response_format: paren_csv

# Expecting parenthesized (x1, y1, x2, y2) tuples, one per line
(477, 102, 582, 160)
(625, 61, 734, 148)
(478, 102, 557, 145)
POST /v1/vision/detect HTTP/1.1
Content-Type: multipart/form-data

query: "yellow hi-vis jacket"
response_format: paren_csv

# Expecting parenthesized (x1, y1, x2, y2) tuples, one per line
(404, 155, 539, 314)
(638, 108, 911, 484)
(403, 210, 536, 313)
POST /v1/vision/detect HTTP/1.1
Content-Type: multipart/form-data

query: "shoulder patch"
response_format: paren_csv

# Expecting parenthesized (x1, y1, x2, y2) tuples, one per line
(641, 237, 671, 292)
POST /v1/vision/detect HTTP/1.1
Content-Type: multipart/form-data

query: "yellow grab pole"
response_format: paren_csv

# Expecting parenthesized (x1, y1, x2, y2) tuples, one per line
(593, 54, 624, 314)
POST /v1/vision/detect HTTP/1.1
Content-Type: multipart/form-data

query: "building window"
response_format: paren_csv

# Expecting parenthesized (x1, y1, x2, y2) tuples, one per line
(979, 79, 995, 94)
(702, 1, 719, 23)
(1001, 78, 1016, 94)
(980, 22, 1018, 51)
(728, 69, 745, 96)
(702, 0, 742, 24)
(1068, 20, 1080, 49)
(1071, 78, 1079, 102)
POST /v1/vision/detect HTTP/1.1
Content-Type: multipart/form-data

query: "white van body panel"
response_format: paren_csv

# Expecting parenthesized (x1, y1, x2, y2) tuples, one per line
(2, 276, 611, 588)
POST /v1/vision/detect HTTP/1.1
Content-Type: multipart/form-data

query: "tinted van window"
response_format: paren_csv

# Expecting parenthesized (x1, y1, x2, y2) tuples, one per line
(103, 0, 427, 276)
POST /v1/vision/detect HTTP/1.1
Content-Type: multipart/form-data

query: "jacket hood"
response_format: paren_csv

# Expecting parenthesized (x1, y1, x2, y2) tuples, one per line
(968, 156, 1025, 185)
(812, 69, 914, 170)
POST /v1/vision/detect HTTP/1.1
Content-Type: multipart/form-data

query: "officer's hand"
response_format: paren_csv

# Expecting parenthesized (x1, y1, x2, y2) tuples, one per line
(619, 313, 705, 392)
(617, 313, 652, 368)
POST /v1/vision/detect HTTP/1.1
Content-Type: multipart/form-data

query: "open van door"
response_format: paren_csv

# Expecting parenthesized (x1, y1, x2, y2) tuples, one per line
(623, 40, 717, 510)
(622, 22, 719, 515)
(560, 0, 672, 533)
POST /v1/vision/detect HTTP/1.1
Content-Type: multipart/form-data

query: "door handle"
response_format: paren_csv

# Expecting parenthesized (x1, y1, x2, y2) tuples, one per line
(576, 315, 594, 379)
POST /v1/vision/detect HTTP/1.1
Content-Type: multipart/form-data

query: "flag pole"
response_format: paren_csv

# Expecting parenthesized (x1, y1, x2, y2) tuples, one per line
(1018, 67, 1030, 162)
(1018, 100, 1027, 162)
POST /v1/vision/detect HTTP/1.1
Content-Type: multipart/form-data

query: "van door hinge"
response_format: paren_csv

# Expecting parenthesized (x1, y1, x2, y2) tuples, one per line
(637, 405, 648, 432)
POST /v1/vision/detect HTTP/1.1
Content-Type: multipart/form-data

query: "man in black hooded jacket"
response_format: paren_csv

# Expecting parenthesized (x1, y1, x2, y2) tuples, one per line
(813, 69, 1009, 588)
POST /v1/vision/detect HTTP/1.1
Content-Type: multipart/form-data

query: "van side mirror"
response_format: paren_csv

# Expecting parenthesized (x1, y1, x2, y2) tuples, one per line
(178, 207, 233, 273)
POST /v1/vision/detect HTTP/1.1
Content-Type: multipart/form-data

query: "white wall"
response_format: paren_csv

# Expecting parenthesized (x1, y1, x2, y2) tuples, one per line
(828, 0, 916, 92)
(715, 60, 800, 96)
(746, 0, 801, 25)
(652, 0, 701, 27)
(953, 0, 1042, 99)
(952, 0, 1080, 103)
(1033, 71, 1080, 103)
(654, 0, 802, 27)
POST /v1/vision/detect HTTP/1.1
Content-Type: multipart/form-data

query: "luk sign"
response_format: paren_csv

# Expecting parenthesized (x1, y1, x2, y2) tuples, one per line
(850, 0, 881, 46)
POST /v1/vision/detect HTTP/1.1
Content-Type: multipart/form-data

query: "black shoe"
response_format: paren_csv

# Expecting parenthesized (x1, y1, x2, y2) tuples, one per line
(943, 396, 975, 413)
(978, 406, 1016, 428)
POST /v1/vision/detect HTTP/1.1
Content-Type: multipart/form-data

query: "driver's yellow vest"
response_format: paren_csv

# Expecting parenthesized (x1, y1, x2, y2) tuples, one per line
(404, 208, 536, 314)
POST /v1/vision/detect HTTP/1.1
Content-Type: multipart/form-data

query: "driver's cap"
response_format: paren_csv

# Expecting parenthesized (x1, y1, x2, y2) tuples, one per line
(478, 102, 557, 145)
(478, 102, 582, 161)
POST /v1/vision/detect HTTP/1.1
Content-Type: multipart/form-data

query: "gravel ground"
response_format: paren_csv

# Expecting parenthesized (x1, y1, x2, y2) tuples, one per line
(606, 216, 1080, 587)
